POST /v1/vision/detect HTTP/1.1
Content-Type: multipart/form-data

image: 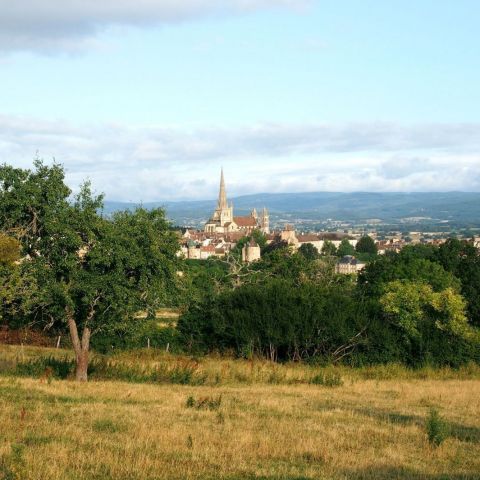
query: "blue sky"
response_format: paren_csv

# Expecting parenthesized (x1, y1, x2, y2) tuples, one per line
(1, 0, 479, 201)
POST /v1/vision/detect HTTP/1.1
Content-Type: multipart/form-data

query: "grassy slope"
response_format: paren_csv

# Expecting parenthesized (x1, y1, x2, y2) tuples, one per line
(1, 345, 480, 480)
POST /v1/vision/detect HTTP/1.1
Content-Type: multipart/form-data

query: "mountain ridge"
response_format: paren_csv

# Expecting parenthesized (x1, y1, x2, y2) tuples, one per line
(103, 191, 480, 227)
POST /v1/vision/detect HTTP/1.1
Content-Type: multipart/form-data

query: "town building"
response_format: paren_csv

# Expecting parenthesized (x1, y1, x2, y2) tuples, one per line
(335, 255, 366, 274)
(242, 239, 261, 263)
(204, 169, 269, 235)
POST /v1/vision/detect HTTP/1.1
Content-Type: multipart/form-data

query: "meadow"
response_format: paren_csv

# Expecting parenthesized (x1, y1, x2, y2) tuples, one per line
(1, 345, 480, 480)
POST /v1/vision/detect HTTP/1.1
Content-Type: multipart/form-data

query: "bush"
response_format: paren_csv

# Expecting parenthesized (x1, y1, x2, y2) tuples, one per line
(178, 278, 368, 363)
(13, 355, 207, 385)
(426, 408, 449, 446)
(15, 356, 74, 379)
(90, 321, 180, 354)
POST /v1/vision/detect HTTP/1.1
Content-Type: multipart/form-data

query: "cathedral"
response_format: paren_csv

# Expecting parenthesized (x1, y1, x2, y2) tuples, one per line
(204, 169, 269, 235)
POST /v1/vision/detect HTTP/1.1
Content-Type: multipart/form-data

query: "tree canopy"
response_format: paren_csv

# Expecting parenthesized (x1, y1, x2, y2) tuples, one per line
(0, 161, 180, 380)
(355, 236, 377, 254)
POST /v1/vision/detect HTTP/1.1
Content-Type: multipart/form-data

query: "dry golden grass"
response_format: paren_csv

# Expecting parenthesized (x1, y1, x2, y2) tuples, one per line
(1, 345, 480, 480)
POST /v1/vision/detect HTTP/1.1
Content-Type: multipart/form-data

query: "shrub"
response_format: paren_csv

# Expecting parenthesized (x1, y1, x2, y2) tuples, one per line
(426, 408, 449, 446)
(15, 357, 74, 379)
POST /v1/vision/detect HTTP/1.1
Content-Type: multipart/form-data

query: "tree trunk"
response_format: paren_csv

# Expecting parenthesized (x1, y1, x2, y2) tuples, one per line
(66, 307, 91, 382)
(75, 350, 89, 382)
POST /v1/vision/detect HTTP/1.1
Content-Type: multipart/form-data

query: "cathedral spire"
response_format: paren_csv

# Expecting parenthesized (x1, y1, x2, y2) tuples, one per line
(217, 168, 228, 209)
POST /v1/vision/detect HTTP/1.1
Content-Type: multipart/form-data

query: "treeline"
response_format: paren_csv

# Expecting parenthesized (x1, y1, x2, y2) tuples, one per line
(1, 161, 479, 375)
(179, 238, 480, 367)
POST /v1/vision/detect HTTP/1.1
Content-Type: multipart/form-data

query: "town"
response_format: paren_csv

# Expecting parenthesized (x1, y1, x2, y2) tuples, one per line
(179, 170, 480, 273)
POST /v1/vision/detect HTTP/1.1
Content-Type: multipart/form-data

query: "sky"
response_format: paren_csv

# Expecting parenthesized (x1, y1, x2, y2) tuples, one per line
(1, 0, 479, 201)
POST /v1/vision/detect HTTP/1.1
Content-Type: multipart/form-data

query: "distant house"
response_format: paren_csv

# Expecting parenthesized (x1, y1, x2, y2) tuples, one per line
(335, 255, 366, 274)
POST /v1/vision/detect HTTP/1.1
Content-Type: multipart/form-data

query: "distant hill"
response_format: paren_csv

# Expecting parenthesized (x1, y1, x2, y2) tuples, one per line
(103, 191, 480, 228)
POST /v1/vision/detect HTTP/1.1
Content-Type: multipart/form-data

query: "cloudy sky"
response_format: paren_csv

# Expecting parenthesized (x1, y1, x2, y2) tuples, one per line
(1, 0, 479, 201)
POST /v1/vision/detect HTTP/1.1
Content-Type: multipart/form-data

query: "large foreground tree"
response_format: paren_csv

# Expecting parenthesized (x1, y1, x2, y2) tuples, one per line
(0, 161, 179, 380)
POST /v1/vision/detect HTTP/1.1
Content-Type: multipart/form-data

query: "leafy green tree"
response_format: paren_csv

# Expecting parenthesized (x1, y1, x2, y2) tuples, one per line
(337, 238, 355, 257)
(321, 240, 337, 256)
(179, 278, 368, 362)
(0, 235, 36, 325)
(251, 229, 267, 249)
(435, 239, 480, 326)
(298, 242, 319, 261)
(380, 280, 478, 365)
(0, 235, 21, 266)
(358, 255, 460, 297)
(231, 230, 267, 258)
(0, 162, 180, 380)
(356, 236, 377, 255)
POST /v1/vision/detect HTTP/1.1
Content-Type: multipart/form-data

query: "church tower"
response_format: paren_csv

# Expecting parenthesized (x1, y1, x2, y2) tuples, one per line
(217, 168, 228, 210)
(261, 207, 270, 234)
(204, 168, 233, 233)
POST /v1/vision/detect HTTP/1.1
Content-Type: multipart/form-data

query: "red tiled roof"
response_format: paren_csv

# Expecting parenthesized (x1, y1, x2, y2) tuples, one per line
(297, 234, 320, 242)
(225, 232, 247, 242)
(233, 216, 257, 227)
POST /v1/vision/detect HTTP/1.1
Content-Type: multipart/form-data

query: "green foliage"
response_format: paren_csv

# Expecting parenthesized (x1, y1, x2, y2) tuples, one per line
(90, 321, 180, 354)
(337, 238, 355, 257)
(359, 255, 460, 297)
(0, 235, 21, 266)
(0, 161, 181, 378)
(298, 243, 319, 261)
(230, 230, 267, 258)
(435, 239, 480, 327)
(179, 277, 368, 362)
(15, 356, 74, 379)
(12, 355, 208, 385)
(321, 240, 337, 256)
(426, 408, 449, 446)
(179, 237, 480, 367)
(356, 236, 377, 254)
(380, 281, 473, 340)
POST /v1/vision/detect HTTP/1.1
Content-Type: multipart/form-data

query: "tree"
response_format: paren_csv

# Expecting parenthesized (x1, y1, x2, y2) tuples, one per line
(0, 235, 21, 266)
(356, 236, 377, 255)
(358, 254, 460, 297)
(380, 280, 478, 365)
(321, 240, 337, 256)
(337, 238, 355, 257)
(0, 162, 180, 380)
(435, 239, 480, 326)
(0, 235, 36, 325)
(179, 277, 368, 362)
(298, 242, 319, 261)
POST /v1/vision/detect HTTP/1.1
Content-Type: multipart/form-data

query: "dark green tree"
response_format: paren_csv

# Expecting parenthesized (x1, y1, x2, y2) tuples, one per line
(356, 236, 377, 255)
(0, 162, 180, 380)
(435, 239, 480, 326)
(321, 240, 337, 256)
(298, 242, 319, 261)
(337, 238, 355, 257)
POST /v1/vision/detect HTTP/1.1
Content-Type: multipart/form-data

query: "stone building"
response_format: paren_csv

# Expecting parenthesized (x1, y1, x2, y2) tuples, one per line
(204, 169, 269, 235)
(242, 239, 261, 263)
(335, 255, 366, 274)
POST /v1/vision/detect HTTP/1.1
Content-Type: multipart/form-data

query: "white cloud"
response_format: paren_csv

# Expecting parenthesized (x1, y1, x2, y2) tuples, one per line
(1, 114, 479, 200)
(0, 0, 308, 54)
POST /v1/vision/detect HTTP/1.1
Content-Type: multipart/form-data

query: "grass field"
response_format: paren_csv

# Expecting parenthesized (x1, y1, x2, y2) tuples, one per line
(1, 345, 480, 480)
